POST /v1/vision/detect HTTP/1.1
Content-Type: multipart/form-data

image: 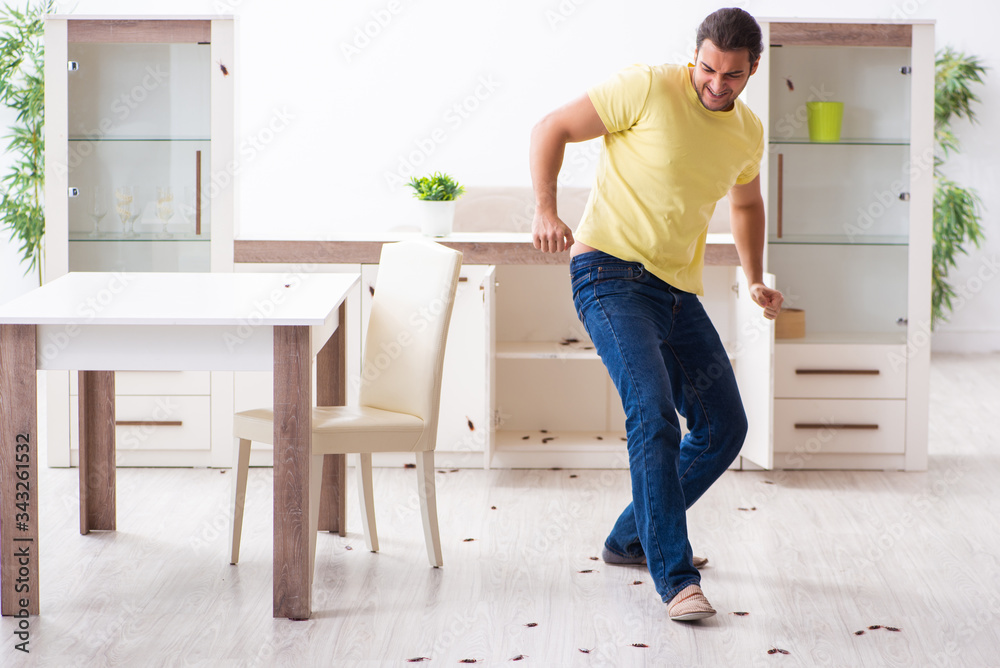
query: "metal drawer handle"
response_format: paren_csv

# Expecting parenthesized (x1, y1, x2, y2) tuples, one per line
(795, 369, 880, 376)
(794, 423, 878, 430)
(115, 420, 183, 427)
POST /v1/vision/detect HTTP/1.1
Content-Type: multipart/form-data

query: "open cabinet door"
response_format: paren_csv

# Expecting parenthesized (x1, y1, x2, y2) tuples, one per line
(482, 265, 497, 469)
(734, 270, 775, 470)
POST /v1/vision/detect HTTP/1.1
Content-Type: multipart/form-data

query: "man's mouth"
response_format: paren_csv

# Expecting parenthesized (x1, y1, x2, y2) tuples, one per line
(705, 86, 728, 101)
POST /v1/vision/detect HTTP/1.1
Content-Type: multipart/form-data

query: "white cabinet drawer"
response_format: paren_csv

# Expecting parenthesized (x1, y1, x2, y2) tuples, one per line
(71, 371, 211, 396)
(71, 395, 211, 452)
(775, 343, 906, 399)
(774, 399, 905, 456)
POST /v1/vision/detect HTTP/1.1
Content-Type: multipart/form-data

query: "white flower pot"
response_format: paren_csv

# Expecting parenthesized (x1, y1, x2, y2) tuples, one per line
(418, 200, 455, 237)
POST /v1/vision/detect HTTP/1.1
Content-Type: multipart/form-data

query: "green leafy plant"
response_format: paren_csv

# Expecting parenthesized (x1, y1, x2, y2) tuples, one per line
(932, 48, 988, 327)
(406, 171, 465, 201)
(0, 1, 51, 284)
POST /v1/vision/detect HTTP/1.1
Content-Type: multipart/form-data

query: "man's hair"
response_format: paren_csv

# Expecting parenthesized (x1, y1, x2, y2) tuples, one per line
(696, 8, 763, 65)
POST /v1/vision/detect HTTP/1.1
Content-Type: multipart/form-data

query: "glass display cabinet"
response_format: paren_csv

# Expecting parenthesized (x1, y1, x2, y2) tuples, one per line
(44, 16, 235, 467)
(747, 20, 934, 470)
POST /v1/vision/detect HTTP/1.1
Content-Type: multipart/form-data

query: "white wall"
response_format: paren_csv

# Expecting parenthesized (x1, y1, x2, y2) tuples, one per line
(2, 0, 998, 350)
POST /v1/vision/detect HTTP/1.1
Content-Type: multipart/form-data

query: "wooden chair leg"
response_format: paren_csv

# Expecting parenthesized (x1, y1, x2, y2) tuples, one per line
(308, 453, 324, 587)
(415, 451, 443, 568)
(229, 438, 252, 565)
(357, 453, 379, 553)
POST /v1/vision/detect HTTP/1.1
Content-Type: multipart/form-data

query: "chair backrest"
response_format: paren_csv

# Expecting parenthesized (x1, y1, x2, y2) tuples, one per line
(359, 240, 462, 433)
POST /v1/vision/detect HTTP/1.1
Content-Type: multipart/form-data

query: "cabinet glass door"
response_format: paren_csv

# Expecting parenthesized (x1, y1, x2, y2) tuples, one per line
(67, 41, 211, 272)
(767, 42, 914, 342)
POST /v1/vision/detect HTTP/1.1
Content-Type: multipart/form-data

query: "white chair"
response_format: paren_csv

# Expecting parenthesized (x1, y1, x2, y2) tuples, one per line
(229, 239, 463, 570)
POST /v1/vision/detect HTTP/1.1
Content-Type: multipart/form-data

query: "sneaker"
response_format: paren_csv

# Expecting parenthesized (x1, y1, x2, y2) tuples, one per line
(601, 547, 709, 569)
(667, 584, 716, 621)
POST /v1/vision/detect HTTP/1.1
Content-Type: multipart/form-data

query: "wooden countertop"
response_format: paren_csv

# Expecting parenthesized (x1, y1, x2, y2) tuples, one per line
(234, 232, 741, 266)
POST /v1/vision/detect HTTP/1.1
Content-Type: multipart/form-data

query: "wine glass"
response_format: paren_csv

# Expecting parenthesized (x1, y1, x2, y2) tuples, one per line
(156, 186, 174, 237)
(87, 187, 107, 237)
(114, 186, 134, 237)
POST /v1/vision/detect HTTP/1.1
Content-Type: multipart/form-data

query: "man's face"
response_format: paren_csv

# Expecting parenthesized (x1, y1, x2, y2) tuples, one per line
(690, 39, 759, 112)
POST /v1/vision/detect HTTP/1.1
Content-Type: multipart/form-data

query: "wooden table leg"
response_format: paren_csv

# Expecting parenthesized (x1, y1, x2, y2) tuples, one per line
(0, 324, 39, 616)
(316, 302, 347, 536)
(273, 325, 313, 619)
(78, 371, 116, 533)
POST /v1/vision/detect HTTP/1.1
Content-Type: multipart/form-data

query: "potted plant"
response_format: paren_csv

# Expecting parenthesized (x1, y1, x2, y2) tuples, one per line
(0, 1, 51, 285)
(407, 171, 465, 237)
(933, 48, 988, 327)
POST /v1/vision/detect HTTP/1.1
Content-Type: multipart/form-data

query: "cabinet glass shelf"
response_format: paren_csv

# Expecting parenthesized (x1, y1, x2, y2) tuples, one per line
(770, 138, 909, 146)
(69, 233, 208, 242)
(769, 234, 909, 246)
(69, 137, 211, 142)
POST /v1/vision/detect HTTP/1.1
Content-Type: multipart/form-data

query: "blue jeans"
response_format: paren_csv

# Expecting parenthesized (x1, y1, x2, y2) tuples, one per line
(570, 250, 748, 603)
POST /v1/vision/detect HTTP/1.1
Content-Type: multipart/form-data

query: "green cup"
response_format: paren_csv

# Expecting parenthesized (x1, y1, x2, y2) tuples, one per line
(806, 101, 844, 142)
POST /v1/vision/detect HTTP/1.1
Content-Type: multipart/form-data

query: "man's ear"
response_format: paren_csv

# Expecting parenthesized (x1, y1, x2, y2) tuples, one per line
(749, 56, 760, 77)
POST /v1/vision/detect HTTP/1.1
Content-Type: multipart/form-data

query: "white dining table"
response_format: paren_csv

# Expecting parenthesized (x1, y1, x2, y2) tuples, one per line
(0, 271, 359, 619)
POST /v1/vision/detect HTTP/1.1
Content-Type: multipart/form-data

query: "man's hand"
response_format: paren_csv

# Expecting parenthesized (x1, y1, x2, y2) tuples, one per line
(532, 210, 575, 253)
(750, 283, 783, 320)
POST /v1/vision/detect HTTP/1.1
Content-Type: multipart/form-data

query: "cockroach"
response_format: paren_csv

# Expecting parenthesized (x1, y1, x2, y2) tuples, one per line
(548, 466, 561, 470)
(738, 506, 757, 511)
(521, 435, 530, 440)
(541, 437, 554, 444)
(218, 60, 229, 76)
(463, 538, 476, 542)
(595, 435, 603, 440)
(762, 480, 775, 484)
(630, 580, 643, 585)
(569, 474, 578, 478)
(577, 569, 597, 573)
(369, 285, 375, 297)
(524, 622, 538, 627)
(404, 463, 416, 469)
(562, 338, 579, 344)
(466, 417, 475, 431)
(732, 611, 750, 616)
(785, 77, 793, 91)
(767, 647, 790, 655)
(620, 437, 627, 441)
(459, 660, 480, 664)
(511, 655, 528, 661)
(631, 643, 649, 648)
(540, 429, 549, 434)
(886, 626, 902, 632)
(589, 556, 599, 561)
(854, 630, 865, 635)
(449, 469, 459, 473)
(344, 545, 353, 550)
(868, 625, 882, 630)
(405, 658, 431, 663)
(490, 506, 497, 510)
(578, 647, 593, 654)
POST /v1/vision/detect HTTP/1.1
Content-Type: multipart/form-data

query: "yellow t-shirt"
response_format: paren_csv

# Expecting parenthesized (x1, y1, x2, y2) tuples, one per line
(575, 63, 764, 295)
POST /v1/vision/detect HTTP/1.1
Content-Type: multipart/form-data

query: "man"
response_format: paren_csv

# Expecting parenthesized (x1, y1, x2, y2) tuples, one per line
(529, 8, 783, 622)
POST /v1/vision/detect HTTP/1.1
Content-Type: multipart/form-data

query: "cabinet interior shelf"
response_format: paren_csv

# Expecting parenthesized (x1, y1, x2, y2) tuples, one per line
(496, 341, 600, 360)
(68, 137, 210, 142)
(69, 233, 209, 242)
(769, 138, 909, 146)
(769, 234, 908, 246)
(495, 430, 628, 452)
(776, 331, 908, 346)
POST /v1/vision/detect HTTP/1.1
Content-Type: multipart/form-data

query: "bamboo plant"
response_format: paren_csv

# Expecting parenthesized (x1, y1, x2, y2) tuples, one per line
(0, 1, 51, 284)
(933, 48, 988, 327)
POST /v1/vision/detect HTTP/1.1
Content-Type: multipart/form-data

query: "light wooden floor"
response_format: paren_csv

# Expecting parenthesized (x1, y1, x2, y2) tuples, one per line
(4, 353, 1000, 667)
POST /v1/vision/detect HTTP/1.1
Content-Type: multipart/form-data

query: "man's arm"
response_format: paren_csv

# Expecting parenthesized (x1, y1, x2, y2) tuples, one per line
(530, 93, 608, 253)
(729, 174, 784, 319)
